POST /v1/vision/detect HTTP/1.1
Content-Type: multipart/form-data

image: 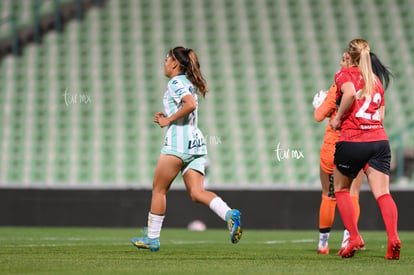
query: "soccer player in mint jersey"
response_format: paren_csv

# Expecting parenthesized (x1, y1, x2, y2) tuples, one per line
(131, 47, 242, 252)
(330, 39, 400, 260)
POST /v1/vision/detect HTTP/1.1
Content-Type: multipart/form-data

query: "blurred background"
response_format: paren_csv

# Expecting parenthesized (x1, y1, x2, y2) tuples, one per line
(0, 0, 413, 229)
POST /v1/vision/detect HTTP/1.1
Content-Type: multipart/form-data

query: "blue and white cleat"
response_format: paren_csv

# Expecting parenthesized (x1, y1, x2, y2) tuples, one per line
(226, 209, 242, 244)
(131, 229, 160, 252)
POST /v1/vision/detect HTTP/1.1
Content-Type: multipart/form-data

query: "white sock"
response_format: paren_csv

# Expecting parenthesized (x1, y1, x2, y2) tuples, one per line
(147, 212, 165, 239)
(209, 197, 231, 221)
(318, 232, 330, 248)
(341, 229, 350, 247)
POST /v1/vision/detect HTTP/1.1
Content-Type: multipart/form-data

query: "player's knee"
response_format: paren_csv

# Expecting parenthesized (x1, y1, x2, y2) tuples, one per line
(188, 190, 202, 203)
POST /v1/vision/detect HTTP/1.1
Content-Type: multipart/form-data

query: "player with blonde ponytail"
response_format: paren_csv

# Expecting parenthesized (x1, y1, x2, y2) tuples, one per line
(314, 50, 393, 256)
(330, 38, 400, 260)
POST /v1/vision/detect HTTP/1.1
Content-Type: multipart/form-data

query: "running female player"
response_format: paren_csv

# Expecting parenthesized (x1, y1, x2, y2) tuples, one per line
(131, 47, 242, 252)
(330, 39, 400, 260)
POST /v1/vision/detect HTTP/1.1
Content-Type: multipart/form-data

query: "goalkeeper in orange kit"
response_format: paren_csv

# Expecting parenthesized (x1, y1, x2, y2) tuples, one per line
(313, 54, 364, 255)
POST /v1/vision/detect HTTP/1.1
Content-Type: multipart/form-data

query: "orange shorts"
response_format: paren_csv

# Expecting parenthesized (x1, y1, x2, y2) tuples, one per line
(320, 142, 335, 174)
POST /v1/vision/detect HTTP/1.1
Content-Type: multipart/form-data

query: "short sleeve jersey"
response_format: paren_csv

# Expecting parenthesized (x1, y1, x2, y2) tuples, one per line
(334, 67, 387, 142)
(162, 74, 207, 155)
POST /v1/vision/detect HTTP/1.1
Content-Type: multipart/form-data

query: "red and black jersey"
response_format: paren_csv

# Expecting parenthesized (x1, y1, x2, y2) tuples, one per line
(335, 67, 387, 142)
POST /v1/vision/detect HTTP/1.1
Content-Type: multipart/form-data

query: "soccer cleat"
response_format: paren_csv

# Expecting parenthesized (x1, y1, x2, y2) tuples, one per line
(226, 209, 242, 244)
(340, 235, 365, 258)
(337, 236, 349, 256)
(318, 232, 330, 255)
(131, 229, 160, 252)
(318, 246, 329, 255)
(336, 246, 345, 256)
(357, 235, 366, 251)
(385, 239, 401, 260)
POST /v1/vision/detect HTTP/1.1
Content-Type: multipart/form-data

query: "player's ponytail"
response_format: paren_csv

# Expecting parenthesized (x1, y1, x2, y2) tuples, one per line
(370, 52, 393, 91)
(186, 49, 208, 97)
(359, 48, 376, 98)
(346, 39, 376, 99)
(170, 47, 208, 97)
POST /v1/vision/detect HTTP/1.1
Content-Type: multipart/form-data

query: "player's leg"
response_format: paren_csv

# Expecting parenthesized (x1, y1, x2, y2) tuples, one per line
(318, 144, 337, 254)
(339, 169, 364, 254)
(182, 156, 242, 244)
(182, 160, 216, 206)
(350, 170, 364, 222)
(334, 142, 366, 258)
(366, 140, 400, 260)
(132, 154, 183, 252)
(366, 169, 400, 260)
(334, 167, 364, 258)
(318, 168, 336, 254)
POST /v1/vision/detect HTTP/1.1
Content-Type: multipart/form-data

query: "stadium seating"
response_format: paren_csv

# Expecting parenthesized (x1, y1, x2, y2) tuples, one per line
(0, 0, 413, 188)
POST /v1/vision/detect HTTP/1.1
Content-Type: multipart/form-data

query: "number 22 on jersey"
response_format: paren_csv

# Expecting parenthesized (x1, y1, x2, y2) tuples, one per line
(355, 91, 381, 121)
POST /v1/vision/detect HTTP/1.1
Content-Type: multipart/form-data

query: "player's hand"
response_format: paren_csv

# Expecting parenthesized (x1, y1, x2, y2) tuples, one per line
(330, 116, 341, 130)
(154, 112, 170, 128)
(312, 90, 327, 109)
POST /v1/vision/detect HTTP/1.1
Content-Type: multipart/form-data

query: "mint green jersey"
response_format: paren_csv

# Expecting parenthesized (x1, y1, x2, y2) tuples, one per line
(162, 74, 207, 155)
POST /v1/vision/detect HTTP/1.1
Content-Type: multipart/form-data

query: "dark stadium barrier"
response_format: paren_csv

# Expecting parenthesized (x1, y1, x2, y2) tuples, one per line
(0, 188, 413, 230)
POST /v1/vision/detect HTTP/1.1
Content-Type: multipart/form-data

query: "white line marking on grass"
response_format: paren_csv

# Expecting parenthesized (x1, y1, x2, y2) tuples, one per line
(169, 240, 218, 245)
(265, 240, 287, 244)
(291, 239, 315, 243)
(167, 239, 316, 245)
(2, 242, 128, 248)
(265, 239, 315, 245)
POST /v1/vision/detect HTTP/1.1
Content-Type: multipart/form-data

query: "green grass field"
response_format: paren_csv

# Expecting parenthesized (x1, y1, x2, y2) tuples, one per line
(0, 227, 413, 274)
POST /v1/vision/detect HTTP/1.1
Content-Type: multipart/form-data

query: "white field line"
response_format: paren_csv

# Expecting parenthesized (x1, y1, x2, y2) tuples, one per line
(171, 239, 315, 245)
(0, 238, 315, 247)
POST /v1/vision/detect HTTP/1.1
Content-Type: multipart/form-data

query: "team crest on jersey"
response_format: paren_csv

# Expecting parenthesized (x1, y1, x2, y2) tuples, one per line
(189, 86, 196, 95)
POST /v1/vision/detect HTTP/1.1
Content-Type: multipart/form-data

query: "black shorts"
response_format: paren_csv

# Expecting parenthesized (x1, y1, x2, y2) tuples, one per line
(334, 140, 391, 178)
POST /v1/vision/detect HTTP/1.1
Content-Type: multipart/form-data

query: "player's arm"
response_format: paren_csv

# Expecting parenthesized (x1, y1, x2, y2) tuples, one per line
(154, 94, 196, 127)
(330, 82, 355, 129)
(314, 85, 337, 122)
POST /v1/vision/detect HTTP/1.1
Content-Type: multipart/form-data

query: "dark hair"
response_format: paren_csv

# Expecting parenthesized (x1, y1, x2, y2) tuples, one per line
(370, 52, 393, 90)
(169, 46, 208, 97)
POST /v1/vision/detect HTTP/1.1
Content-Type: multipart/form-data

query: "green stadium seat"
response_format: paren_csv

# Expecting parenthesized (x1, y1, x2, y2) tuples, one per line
(0, 0, 413, 188)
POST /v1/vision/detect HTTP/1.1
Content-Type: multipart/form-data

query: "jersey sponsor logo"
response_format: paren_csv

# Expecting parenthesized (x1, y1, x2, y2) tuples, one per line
(188, 133, 205, 149)
(360, 124, 383, 130)
(188, 137, 205, 149)
(175, 88, 184, 94)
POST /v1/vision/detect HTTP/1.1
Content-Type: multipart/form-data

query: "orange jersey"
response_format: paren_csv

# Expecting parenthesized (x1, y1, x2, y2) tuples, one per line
(314, 84, 339, 146)
(314, 84, 339, 174)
